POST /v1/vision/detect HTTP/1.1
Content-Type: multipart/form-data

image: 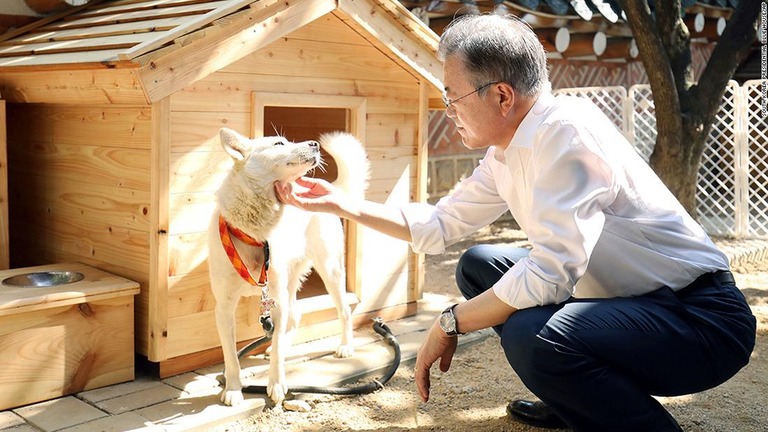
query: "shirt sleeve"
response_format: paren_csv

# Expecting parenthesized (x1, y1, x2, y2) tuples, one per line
(401, 149, 510, 254)
(492, 121, 618, 309)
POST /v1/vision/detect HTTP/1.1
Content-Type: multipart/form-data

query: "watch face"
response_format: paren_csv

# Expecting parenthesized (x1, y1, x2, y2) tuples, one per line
(440, 311, 456, 333)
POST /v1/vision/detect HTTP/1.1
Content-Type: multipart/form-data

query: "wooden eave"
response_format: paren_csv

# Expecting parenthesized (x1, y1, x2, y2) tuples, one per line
(0, 0, 443, 105)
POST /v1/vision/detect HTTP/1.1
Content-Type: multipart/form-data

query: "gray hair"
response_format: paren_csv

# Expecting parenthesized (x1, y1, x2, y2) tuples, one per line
(437, 14, 549, 97)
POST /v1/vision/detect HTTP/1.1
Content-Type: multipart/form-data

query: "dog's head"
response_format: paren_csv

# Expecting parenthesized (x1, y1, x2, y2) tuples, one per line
(219, 128, 321, 186)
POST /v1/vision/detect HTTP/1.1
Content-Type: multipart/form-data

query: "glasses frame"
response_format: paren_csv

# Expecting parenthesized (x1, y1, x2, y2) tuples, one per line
(442, 81, 501, 112)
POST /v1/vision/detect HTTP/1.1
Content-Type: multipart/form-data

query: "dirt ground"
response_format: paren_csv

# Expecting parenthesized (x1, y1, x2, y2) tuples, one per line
(214, 220, 768, 432)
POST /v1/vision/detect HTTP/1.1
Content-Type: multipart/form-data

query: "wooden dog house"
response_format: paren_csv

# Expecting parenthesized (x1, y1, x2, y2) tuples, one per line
(0, 0, 443, 376)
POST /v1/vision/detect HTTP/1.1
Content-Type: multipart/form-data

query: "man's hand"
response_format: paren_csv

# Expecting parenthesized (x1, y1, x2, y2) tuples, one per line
(274, 177, 345, 214)
(414, 319, 458, 402)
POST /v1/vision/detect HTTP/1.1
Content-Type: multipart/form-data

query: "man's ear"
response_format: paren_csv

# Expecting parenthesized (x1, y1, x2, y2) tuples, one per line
(496, 83, 515, 117)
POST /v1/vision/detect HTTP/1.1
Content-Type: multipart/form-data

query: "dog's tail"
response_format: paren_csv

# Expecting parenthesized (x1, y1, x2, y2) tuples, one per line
(318, 132, 370, 199)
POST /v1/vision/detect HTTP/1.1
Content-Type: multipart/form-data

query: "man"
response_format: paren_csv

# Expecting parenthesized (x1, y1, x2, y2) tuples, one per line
(275, 13, 756, 432)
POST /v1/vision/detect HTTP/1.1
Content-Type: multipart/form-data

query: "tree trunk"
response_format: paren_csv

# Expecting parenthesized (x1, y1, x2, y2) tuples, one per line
(620, 0, 760, 217)
(649, 116, 710, 213)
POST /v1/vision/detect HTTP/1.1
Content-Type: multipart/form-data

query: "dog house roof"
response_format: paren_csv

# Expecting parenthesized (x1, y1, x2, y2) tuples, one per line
(0, 0, 443, 104)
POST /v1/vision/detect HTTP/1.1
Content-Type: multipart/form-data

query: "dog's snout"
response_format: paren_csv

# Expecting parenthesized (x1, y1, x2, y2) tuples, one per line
(309, 141, 319, 148)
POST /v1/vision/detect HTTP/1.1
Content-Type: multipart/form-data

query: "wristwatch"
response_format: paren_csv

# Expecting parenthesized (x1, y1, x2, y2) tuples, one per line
(439, 304, 464, 336)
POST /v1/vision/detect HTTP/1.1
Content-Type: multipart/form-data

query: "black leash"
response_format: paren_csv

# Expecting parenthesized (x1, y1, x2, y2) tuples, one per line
(229, 317, 401, 396)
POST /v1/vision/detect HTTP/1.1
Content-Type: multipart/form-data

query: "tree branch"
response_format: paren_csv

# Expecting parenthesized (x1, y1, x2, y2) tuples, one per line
(619, 0, 681, 140)
(655, 0, 693, 99)
(693, 0, 760, 123)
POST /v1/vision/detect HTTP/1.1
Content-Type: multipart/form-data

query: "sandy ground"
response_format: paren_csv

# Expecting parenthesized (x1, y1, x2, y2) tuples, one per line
(213, 220, 768, 432)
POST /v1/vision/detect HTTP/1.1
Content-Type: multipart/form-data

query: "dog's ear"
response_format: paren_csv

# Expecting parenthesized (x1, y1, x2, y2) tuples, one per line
(219, 128, 251, 162)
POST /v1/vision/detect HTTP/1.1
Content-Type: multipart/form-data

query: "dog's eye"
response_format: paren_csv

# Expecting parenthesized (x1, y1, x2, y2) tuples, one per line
(274, 141, 285, 146)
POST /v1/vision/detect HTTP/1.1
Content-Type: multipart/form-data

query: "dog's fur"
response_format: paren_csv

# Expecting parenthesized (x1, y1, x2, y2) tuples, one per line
(208, 128, 369, 406)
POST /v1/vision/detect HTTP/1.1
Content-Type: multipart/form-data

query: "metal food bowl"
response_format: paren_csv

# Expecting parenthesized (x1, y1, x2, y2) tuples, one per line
(2, 271, 85, 287)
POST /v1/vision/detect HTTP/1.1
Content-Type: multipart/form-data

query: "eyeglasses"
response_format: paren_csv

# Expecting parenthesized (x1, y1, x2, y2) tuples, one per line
(442, 81, 501, 112)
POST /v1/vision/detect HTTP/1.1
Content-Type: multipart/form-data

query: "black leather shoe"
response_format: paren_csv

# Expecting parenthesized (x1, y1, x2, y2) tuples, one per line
(507, 399, 569, 429)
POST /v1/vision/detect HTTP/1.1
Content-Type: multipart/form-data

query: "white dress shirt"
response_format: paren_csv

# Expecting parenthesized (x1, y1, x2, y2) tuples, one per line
(402, 92, 729, 310)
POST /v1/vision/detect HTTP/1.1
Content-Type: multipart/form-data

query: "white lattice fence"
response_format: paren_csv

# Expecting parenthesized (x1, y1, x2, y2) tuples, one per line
(553, 86, 628, 133)
(627, 85, 656, 161)
(742, 80, 768, 237)
(696, 81, 740, 237)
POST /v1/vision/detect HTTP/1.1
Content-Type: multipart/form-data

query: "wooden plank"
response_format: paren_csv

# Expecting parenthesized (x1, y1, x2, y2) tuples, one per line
(367, 175, 417, 203)
(169, 110, 249, 152)
(0, 0, 109, 44)
(0, 69, 148, 105)
(8, 142, 151, 192)
(118, 0, 264, 60)
(0, 100, 6, 270)
(413, 80, 429, 302)
(364, 113, 419, 148)
(76, 0, 219, 18)
(148, 96, 171, 361)
(0, 34, 155, 58)
(137, 0, 338, 103)
(224, 37, 415, 83)
(285, 11, 371, 46)
(167, 268, 213, 318)
(169, 150, 231, 194)
(0, 296, 136, 411)
(169, 192, 217, 234)
(9, 216, 150, 273)
(41, 1, 226, 31)
(168, 231, 209, 275)
(0, 49, 127, 67)
(12, 17, 185, 44)
(11, 177, 151, 232)
(7, 105, 152, 149)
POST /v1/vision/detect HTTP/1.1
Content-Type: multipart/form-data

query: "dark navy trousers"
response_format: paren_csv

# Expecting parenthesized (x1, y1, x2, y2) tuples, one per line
(455, 245, 756, 432)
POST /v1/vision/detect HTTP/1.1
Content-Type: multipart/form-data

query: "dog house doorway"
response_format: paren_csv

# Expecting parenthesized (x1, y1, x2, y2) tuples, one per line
(252, 93, 366, 312)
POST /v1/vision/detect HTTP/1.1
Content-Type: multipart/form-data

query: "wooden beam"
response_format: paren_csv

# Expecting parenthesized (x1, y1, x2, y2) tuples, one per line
(536, 27, 570, 53)
(597, 36, 638, 60)
(560, 31, 602, 58)
(148, 95, 171, 361)
(39, 1, 224, 32)
(136, 0, 337, 103)
(118, 0, 259, 60)
(685, 13, 726, 40)
(0, 100, 7, 270)
(0, 0, 108, 44)
(369, 0, 440, 50)
(76, 0, 220, 19)
(0, 68, 148, 104)
(0, 33, 150, 58)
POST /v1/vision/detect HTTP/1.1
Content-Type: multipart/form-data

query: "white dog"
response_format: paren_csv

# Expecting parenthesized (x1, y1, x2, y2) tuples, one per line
(208, 127, 369, 407)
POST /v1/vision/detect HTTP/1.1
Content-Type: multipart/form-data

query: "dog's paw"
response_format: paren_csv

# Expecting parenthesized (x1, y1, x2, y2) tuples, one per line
(220, 389, 245, 407)
(335, 344, 355, 358)
(268, 381, 289, 405)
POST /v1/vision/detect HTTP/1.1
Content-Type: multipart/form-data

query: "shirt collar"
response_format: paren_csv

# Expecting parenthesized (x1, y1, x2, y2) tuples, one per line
(506, 91, 556, 152)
